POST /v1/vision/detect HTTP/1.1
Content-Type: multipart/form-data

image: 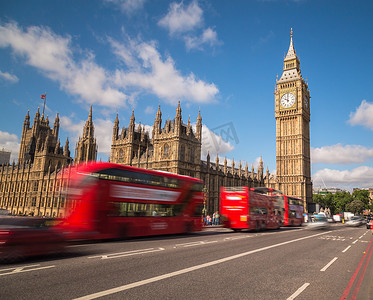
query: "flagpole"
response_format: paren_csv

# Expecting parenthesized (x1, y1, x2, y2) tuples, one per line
(42, 92, 47, 116)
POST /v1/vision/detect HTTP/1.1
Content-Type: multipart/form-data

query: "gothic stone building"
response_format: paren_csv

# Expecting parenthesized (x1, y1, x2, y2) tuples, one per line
(0, 107, 97, 217)
(111, 101, 271, 214)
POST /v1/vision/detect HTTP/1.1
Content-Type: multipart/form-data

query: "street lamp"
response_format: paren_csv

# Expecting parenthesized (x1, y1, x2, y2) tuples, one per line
(202, 186, 208, 216)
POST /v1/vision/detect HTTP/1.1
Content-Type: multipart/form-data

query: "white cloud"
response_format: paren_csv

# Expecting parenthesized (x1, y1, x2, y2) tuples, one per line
(0, 130, 20, 162)
(94, 119, 115, 156)
(313, 166, 373, 189)
(111, 38, 219, 104)
(311, 144, 373, 164)
(0, 70, 18, 83)
(348, 100, 373, 130)
(0, 22, 128, 109)
(158, 1, 221, 51)
(185, 27, 220, 51)
(144, 106, 155, 114)
(199, 124, 234, 159)
(158, 1, 203, 35)
(60, 116, 85, 139)
(0, 22, 218, 108)
(104, 0, 146, 14)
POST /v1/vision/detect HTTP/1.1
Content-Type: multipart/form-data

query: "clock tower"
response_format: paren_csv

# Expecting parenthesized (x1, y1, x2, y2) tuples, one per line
(275, 29, 312, 210)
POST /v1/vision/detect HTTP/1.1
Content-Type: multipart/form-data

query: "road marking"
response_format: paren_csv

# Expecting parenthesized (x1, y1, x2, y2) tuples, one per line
(319, 235, 346, 241)
(342, 246, 351, 253)
(88, 248, 165, 260)
(0, 264, 55, 276)
(341, 238, 373, 299)
(74, 231, 332, 300)
(351, 238, 373, 299)
(352, 239, 359, 244)
(224, 236, 251, 241)
(174, 240, 218, 248)
(286, 283, 310, 300)
(320, 257, 338, 272)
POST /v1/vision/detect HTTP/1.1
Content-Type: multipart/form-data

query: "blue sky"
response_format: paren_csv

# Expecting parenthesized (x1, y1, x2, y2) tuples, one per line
(0, 0, 372, 191)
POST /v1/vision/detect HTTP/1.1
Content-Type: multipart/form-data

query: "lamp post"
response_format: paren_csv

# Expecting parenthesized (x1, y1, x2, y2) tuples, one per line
(202, 186, 208, 217)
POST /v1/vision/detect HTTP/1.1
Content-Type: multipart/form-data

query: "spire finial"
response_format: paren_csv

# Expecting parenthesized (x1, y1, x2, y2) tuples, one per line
(290, 27, 293, 38)
(88, 104, 92, 121)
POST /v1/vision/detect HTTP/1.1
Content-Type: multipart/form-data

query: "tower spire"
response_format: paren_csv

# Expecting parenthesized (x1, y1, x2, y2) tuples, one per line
(285, 28, 296, 61)
(88, 104, 93, 122)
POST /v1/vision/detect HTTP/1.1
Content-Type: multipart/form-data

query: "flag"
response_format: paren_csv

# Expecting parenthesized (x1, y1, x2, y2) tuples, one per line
(41, 94, 46, 99)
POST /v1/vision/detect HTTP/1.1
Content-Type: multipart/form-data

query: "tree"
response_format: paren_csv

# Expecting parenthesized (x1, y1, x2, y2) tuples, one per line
(352, 190, 370, 208)
(345, 200, 365, 214)
(313, 193, 335, 214)
(332, 191, 352, 214)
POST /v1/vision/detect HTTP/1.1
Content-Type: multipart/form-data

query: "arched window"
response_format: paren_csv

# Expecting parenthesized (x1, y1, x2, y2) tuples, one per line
(119, 149, 124, 160)
(180, 145, 185, 161)
(190, 148, 195, 163)
(162, 144, 170, 158)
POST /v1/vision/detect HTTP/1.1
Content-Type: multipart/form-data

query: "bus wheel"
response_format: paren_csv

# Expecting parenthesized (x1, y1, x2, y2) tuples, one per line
(232, 228, 241, 232)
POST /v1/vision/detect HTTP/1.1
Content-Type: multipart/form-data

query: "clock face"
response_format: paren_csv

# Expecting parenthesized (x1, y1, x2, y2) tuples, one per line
(280, 92, 296, 108)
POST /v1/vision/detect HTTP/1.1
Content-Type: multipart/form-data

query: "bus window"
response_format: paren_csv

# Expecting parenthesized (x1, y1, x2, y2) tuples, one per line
(111, 201, 183, 217)
(94, 168, 181, 189)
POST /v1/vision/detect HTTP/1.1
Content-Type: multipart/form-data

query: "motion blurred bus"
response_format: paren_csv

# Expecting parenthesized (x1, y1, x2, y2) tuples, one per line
(220, 186, 282, 231)
(58, 162, 204, 240)
(250, 187, 304, 226)
(282, 195, 304, 226)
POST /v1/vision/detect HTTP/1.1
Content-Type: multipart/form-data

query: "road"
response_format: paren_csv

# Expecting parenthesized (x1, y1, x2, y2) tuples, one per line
(1, 224, 372, 300)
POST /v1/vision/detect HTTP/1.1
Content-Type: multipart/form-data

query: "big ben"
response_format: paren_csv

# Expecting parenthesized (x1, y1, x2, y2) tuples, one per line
(275, 29, 312, 210)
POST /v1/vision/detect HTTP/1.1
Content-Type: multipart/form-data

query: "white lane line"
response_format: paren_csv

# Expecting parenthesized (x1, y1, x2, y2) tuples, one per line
(224, 236, 250, 241)
(286, 283, 310, 300)
(0, 265, 55, 276)
(342, 246, 351, 253)
(88, 248, 165, 260)
(74, 231, 332, 300)
(352, 239, 359, 244)
(0, 264, 40, 272)
(359, 235, 364, 239)
(320, 257, 338, 272)
(174, 241, 218, 248)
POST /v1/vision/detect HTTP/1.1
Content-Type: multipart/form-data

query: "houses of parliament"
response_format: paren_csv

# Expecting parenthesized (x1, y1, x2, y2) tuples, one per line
(0, 30, 312, 217)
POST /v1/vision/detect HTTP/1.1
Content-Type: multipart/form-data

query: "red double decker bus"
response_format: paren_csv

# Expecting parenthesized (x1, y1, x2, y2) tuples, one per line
(251, 187, 304, 226)
(282, 195, 304, 226)
(220, 186, 281, 231)
(58, 162, 204, 240)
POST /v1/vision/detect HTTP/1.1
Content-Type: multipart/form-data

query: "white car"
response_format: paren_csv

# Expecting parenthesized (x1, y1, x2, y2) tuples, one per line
(305, 216, 330, 230)
(345, 216, 364, 227)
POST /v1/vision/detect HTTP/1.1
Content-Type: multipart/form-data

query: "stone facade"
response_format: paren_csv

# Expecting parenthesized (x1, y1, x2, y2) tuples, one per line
(110, 101, 269, 214)
(0, 108, 96, 217)
(274, 29, 313, 209)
